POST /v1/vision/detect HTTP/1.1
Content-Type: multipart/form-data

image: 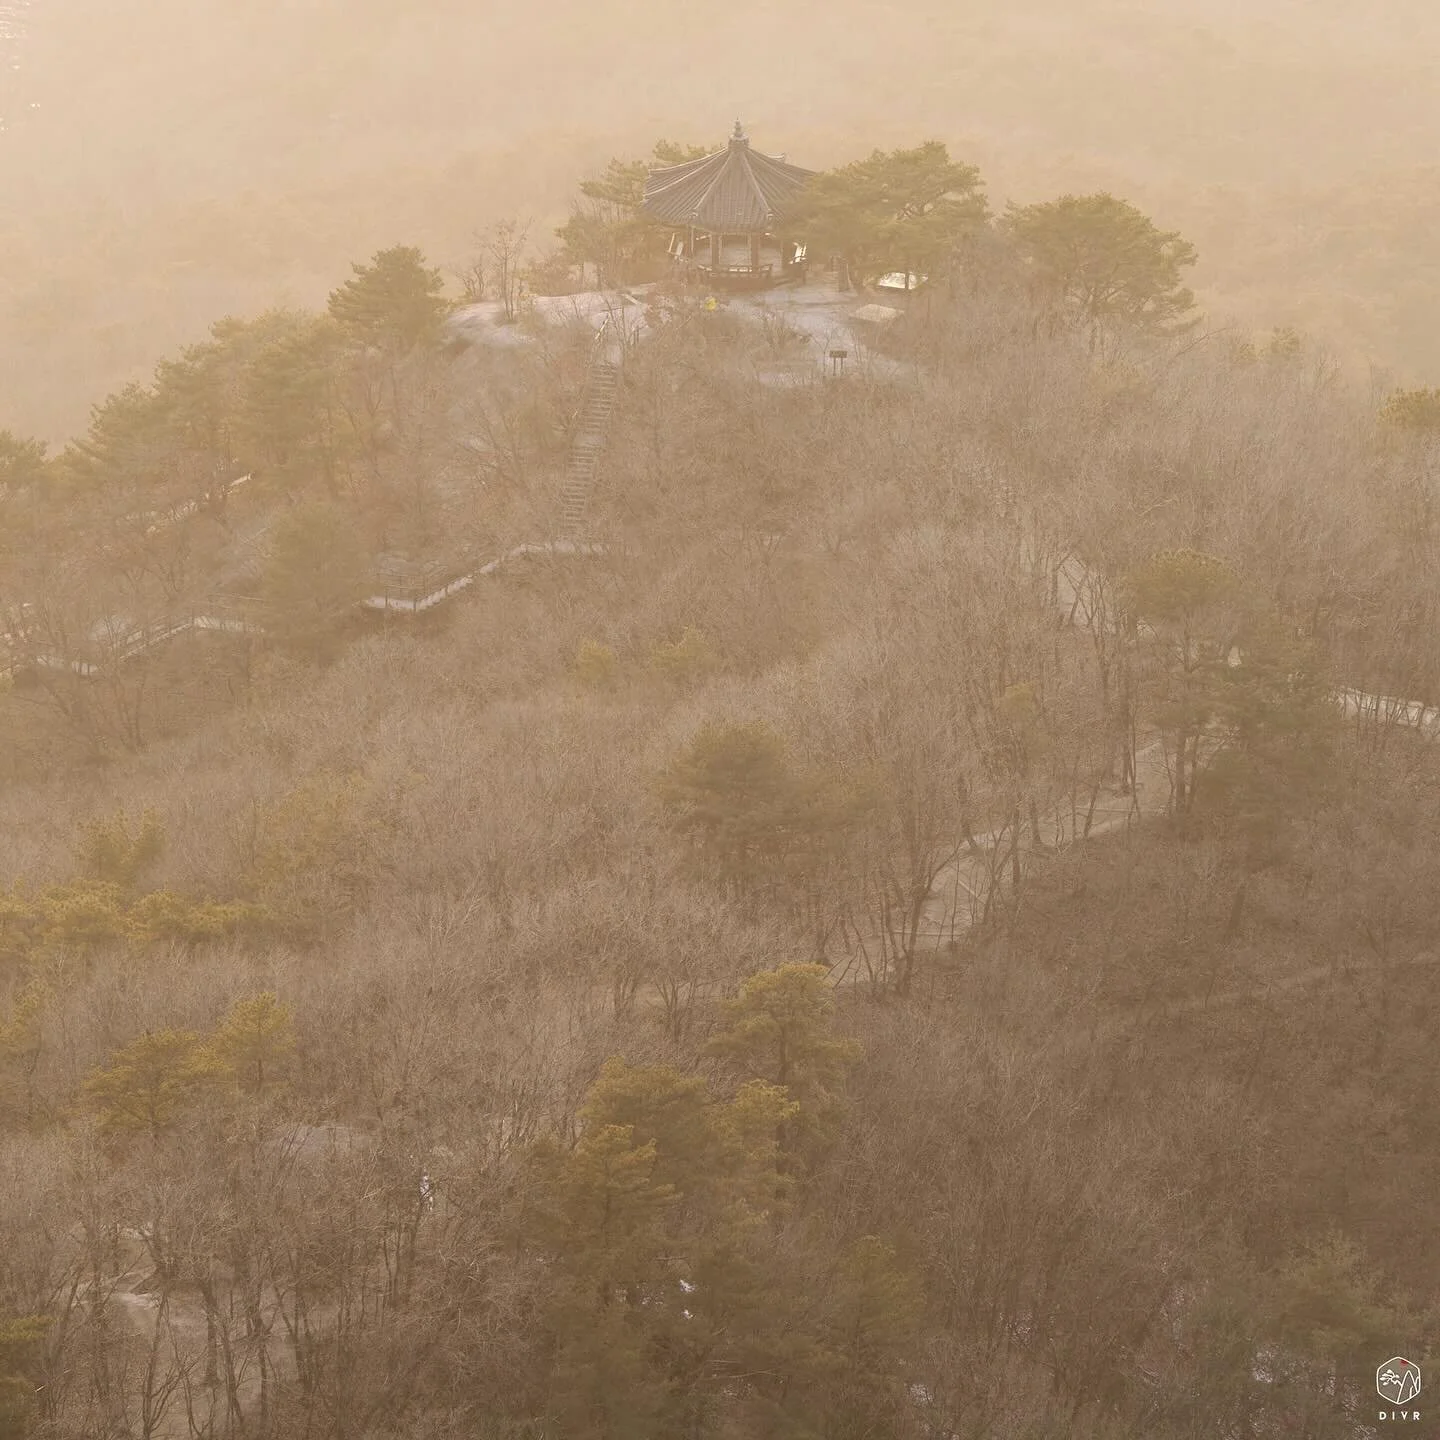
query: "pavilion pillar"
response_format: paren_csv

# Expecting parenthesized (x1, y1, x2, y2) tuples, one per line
(749, 233, 761, 271)
(710, 232, 721, 268)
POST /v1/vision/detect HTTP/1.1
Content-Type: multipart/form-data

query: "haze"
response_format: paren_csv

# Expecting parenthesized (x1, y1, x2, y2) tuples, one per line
(9, 0, 1440, 1432)
(3, 0, 1440, 441)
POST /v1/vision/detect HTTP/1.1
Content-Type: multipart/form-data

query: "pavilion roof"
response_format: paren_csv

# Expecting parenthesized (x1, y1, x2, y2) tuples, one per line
(641, 122, 816, 233)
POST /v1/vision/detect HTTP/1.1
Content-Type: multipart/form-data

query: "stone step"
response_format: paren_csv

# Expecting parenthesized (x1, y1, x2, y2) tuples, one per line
(559, 356, 619, 530)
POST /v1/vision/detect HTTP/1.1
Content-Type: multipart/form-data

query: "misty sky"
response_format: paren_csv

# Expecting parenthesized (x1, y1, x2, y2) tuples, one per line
(4, 0, 1440, 440)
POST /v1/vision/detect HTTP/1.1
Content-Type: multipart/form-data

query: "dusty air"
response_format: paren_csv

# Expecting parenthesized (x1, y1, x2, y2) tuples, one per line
(0, 3, 1436, 1437)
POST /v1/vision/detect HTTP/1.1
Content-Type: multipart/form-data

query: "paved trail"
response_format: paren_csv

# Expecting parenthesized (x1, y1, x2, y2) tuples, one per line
(913, 741, 1171, 948)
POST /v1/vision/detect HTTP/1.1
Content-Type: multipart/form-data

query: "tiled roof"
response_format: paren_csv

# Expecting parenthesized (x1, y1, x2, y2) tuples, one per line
(642, 123, 816, 233)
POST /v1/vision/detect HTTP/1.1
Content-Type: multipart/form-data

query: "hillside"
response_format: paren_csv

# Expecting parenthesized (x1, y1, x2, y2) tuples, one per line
(2, 217, 1440, 1435)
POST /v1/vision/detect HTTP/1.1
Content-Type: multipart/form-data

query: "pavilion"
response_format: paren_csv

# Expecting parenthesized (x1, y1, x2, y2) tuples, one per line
(642, 122, 815, 290)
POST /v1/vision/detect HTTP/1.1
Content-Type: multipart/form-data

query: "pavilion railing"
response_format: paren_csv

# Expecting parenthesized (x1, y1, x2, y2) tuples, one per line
(694, 262, 776, 282)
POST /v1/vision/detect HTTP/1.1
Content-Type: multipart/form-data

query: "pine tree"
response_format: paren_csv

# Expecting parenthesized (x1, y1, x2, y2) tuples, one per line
(209, 992, 294, 1098)
(1003, 192, 1199, 339)
(327, 246, 448, 351)
(82, 1028, 220, 1140)
(788, 141, 988, 291)
(708, 963, 861, 1099)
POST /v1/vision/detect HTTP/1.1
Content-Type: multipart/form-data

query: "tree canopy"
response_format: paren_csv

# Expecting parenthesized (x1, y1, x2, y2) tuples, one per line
(1380, 386, 1440, 434)
(521, 990, 881, 1435)
(1124, 549, 1244, 814)
(262, 500, 369, 651)
(556, 139, 710, 289)
(237, 312, 350, 494)
(708, 962, 861, 1109)
(56, 310, 340, 500)
(82, 1027, 220, 1140)
(657, 722, 864, 900)
(1002, 192, 1199, 336)
(326, 245, 448, 350)
(0, 433, 47, 493)
(788, 141, 989, 290)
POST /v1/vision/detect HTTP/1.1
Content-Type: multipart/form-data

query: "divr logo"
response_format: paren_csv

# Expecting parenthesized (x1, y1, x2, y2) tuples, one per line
(1378, 1357, 1421, 1418)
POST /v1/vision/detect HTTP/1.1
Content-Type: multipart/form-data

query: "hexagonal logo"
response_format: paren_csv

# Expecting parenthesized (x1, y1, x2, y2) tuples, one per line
(1377, 1357, 1422, 1406)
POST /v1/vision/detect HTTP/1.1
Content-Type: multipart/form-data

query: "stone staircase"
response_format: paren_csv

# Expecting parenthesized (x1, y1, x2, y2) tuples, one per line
(560, 325, 621, 538)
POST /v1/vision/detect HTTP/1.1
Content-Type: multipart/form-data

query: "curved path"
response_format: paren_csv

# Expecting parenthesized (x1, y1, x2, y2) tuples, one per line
(8, 292, 1436, 1030)
(1064, 946, 1440, 1057)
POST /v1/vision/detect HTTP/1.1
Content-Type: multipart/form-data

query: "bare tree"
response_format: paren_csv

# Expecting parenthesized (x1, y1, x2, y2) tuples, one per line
(486, 218, 533, 326)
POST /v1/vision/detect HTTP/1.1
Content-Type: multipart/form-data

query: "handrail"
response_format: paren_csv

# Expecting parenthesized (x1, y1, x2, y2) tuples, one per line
(567, 316, 619, 435)
(3, 319, 627, 679)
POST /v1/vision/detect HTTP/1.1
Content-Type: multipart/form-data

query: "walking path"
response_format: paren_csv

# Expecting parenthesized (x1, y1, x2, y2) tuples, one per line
(914, 740, 1170, 947)
(361, 540, 609, 614)
(0, 317, 626, 678)
(1063, 946, 1440, 1057)
(9, 288, 1437, 1033)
